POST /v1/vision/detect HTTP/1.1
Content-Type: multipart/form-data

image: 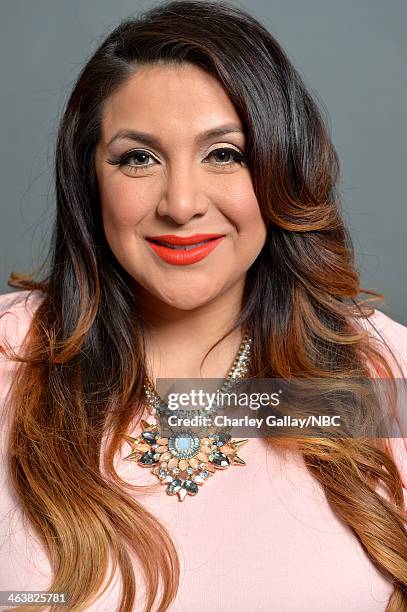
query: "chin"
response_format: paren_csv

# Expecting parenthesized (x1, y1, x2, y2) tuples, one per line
(149, 282, 219, 310)
(160, 293, 216, 311)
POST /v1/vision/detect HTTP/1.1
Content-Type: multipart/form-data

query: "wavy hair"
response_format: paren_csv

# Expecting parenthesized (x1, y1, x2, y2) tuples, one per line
(2, 1, 406, 610)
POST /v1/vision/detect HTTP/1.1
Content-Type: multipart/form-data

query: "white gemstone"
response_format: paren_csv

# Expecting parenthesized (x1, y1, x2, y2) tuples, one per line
(177, 488, 188, 500)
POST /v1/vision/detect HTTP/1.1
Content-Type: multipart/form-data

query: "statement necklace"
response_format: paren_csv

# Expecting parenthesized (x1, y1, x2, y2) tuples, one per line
(122, 335, 253, 501)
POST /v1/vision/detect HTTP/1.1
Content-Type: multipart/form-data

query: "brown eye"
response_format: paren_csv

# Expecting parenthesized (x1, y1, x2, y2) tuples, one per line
(205, 148, 245, 166)
(124, 151, 155, 166)
(107, 149, 157, 169)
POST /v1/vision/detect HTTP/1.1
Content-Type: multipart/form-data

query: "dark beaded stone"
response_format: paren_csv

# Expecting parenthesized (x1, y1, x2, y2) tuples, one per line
(139, 450, 157, 465)
(182, 480, 199, 494)
(209, 451, 230, 468)
(142, 431, 158, 445)
(211, 432, 232, 447)
(166, 479, 183, 494)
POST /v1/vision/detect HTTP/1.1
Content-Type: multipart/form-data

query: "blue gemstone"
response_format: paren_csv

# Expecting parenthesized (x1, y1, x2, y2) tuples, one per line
(176, 435, 193, 452)
(168, 431, 200, 459)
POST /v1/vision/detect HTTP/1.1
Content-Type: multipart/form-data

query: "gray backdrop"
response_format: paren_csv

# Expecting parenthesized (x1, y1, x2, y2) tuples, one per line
(1, 0, 406, 324)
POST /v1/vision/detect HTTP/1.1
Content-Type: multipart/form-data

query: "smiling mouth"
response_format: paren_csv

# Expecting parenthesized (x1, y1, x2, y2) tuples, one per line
(146, 237, 219, 250)
(145, 235, 225, 266)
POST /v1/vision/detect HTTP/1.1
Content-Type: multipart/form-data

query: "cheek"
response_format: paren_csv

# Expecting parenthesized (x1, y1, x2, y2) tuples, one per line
(99, 181, 151, 229)
(220, 179, 267, 267)
(221, 179, 266, 234)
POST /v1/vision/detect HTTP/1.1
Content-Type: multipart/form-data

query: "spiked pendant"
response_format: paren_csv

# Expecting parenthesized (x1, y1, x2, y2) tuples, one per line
(122, 420, 249, 501)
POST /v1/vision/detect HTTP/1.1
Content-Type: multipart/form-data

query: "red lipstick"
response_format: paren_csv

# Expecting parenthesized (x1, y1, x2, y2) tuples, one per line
(145, 233, 225, 265)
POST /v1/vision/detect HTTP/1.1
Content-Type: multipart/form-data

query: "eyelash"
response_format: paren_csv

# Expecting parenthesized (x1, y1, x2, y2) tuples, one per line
(106, 147, 246, 173)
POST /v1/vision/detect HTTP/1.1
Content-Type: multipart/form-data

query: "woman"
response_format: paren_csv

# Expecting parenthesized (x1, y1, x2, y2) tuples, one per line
(0, 1, 406, 610)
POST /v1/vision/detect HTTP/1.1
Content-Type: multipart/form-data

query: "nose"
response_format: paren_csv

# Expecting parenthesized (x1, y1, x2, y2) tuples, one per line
(156, 161, 209, 224)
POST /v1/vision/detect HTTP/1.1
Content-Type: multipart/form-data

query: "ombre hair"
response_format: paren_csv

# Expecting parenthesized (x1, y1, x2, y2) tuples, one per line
(2, 1, 406, 610)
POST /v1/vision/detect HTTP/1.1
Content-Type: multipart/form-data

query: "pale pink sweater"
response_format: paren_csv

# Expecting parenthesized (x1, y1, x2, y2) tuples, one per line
(0, 290, 406, 611)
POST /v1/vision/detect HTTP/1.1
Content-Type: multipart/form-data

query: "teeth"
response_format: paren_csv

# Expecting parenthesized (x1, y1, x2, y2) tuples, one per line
(159, 240, 212, 250)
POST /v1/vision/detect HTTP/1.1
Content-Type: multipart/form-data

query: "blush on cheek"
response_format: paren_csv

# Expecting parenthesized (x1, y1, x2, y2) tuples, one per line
(100, 180, 155, 226)
(101, 195, 140, 227)
(219, 180, 260, 218)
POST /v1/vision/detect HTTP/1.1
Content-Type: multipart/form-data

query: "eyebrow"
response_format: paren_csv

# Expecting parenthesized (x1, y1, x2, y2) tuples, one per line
(106, 124, 244, 148)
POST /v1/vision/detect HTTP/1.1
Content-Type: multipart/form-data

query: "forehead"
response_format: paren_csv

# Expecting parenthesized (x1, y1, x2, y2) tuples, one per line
(99, 63, 243, 143)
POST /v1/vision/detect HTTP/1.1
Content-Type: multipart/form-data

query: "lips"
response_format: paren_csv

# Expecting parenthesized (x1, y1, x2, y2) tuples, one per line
(145, 233, 225, 265)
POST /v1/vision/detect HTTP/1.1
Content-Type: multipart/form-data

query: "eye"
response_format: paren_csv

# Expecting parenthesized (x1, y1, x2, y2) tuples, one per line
(107, 149, 157, 169)
(205, 147, 246, 167)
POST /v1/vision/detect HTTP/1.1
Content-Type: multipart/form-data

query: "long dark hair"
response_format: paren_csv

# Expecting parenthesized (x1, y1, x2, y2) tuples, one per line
(3, 1, 406, 610)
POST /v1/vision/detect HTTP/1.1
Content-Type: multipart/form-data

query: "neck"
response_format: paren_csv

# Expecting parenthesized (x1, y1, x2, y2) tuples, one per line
(135, 280, 246, 380)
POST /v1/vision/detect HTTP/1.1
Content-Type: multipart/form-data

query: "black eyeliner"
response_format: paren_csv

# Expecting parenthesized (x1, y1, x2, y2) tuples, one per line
(106, 147, 245, 167)
(106, 149, 151, 166)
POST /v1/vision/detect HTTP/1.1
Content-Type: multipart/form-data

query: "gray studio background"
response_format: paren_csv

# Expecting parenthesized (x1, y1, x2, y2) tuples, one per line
(0, 0, 406, 324)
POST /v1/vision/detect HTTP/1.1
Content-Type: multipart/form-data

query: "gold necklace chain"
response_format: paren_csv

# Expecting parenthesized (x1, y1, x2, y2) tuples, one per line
(143, 334, 253, 417)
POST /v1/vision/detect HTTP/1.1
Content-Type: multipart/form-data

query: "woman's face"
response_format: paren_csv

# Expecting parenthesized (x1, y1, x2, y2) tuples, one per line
(95, 63, 267, 311)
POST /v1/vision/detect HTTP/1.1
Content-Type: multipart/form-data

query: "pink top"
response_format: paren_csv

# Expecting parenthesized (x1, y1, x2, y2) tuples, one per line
(0, 290, 406, 612)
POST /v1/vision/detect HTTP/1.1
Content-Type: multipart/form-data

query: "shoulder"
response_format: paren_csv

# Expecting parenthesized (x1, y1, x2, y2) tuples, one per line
(367, 308, 407, 353)
(0, 288, 44, 318)
(0, 289, 44, 351)
(0, 290, 45, 443)
(359, 308, 407, 493)
(0, 289, 44, 400)
(353, 307, 407, 377)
